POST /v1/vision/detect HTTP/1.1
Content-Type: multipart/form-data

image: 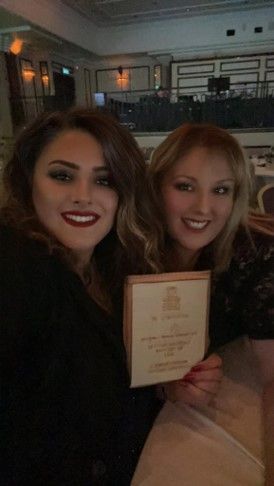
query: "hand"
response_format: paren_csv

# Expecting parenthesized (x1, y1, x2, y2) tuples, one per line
(161, 353, 223, 408)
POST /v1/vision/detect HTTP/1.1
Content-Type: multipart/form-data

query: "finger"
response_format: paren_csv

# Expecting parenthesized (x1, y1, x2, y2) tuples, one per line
(164, 380, 218, 406)
(182, 368, 223, 383)
(191, 353, 222, 371)
(178, 382, 216, 406)
(180, 380, 219, 397)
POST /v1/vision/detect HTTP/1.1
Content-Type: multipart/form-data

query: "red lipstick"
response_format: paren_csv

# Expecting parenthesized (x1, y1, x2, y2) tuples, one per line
(61, 211, 100, 228)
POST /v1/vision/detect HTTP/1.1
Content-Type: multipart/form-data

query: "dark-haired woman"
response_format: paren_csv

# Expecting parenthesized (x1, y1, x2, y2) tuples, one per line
(0, 109, 165, 485)
(0, 110, 222, 485)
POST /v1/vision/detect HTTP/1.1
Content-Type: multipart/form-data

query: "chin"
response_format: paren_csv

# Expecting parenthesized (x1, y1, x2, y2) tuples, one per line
(58, 240, 91, 253)
(178, 240, 205, 252)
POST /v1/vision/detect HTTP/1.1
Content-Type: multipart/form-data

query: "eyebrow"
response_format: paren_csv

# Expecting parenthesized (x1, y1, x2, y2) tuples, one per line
(48, 160, 108, 171)
(174, 175, 235, 183)
(216, 178, 235, 183)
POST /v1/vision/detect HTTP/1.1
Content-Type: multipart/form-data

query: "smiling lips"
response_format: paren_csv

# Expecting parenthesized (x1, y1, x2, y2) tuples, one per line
(183, 218, 210, 230)
(61, 211, 100, 227)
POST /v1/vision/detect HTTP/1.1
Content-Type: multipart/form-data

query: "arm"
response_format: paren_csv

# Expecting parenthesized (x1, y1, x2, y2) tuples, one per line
(250, 339, 274, 486)
(161, 353, 223, 407)
(243, 235, 274, 484)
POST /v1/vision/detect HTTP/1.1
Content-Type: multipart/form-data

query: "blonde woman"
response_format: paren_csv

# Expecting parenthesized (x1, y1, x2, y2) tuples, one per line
(146, 123, 274, 484)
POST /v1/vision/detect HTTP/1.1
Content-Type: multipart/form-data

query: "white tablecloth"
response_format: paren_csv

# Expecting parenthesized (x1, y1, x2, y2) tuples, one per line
(132, 337, 264, 485)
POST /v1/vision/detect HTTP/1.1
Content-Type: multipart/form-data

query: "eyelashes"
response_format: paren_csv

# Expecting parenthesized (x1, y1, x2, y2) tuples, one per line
(174, 182, 233, 195)
(175, 182, 192, 191)
(48, 170, 115, 188)
(48, 170, 72, 182)
(214, 186, 233, 195)
(95, 176, 114, 187)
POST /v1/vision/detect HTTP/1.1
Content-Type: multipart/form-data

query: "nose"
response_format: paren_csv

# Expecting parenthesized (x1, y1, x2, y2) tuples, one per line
(72, 178, 92, 205)
(194, 190, 212, 215)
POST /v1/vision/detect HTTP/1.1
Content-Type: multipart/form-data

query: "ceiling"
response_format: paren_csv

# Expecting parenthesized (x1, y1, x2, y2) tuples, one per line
(62, 0, 274, 26)
(0, 0, 273, 60)
(0, 6, 98, 60)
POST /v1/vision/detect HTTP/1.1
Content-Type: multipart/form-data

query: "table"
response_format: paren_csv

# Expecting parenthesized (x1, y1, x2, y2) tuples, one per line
(132, 337, 264, 486)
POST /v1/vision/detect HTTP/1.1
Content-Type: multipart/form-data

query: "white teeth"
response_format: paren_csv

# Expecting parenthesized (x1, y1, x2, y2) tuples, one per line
(184, 219, 209, 229)
(65, 215, 96, 222)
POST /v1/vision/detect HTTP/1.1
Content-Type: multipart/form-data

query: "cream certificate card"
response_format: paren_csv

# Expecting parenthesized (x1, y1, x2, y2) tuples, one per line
(123, 271, 210, 387)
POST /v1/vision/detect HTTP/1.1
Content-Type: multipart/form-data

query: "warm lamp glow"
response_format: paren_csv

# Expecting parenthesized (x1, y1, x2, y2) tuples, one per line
(22, 67, 36, 81)
(116, 72, 129, 89)
(41, 74, 49, 88)
(116, 65, 129, 89)
(9, 38, 23, 55)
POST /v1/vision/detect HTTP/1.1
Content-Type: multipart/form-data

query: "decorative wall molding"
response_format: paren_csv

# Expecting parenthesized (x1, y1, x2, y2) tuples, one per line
(172, 53, 274, 99)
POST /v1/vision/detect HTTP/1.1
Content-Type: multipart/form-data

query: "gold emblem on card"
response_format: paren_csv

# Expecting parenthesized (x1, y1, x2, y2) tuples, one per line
(162, 286, 180, 312)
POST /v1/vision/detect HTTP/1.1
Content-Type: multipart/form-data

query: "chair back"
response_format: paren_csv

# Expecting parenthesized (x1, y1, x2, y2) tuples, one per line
(257, 183, 274, 214)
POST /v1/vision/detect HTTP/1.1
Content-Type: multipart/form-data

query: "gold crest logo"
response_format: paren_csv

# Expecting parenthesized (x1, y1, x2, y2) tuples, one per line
(162, 286, 180, 312)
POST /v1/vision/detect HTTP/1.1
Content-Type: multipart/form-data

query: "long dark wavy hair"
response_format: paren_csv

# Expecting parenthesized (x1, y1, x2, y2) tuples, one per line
(1, 108, 160, 312)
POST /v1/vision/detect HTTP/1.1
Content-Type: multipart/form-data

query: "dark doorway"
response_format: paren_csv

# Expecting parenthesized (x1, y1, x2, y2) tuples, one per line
(44, 71, 75, 111)
(5, 53, 25, 131)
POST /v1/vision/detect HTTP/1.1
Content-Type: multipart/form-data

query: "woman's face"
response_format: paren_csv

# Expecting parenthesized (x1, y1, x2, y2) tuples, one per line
(32, 129, 118, 264)
(161, 146, 235, 261)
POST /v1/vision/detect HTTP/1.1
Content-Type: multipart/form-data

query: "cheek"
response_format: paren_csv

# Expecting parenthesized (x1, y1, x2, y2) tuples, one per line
(223, 199, 234, 216)
(32, 183, 45, 214)
(105, 192, 119, 216)
(162, 191, 189, 219)
(112, 192, 119, 210)
(32, 180, 58, 216)
(162, 188, 179, 213)
(217, 199, 234, 225)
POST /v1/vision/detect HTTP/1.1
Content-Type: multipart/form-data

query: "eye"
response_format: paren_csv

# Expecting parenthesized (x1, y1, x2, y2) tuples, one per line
(96, 175, 114, 187)
(214, 186, 232, 195)
(48, 170, 73, 182)
(175, 182, 193, 192)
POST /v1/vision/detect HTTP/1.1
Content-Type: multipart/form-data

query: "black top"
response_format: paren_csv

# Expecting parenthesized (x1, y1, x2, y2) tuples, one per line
(204, 228, 274, 351)
(0, 224, 161, 485)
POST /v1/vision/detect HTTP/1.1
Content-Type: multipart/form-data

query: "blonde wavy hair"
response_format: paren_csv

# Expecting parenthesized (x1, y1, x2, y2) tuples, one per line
(147, 123, 274, 273)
